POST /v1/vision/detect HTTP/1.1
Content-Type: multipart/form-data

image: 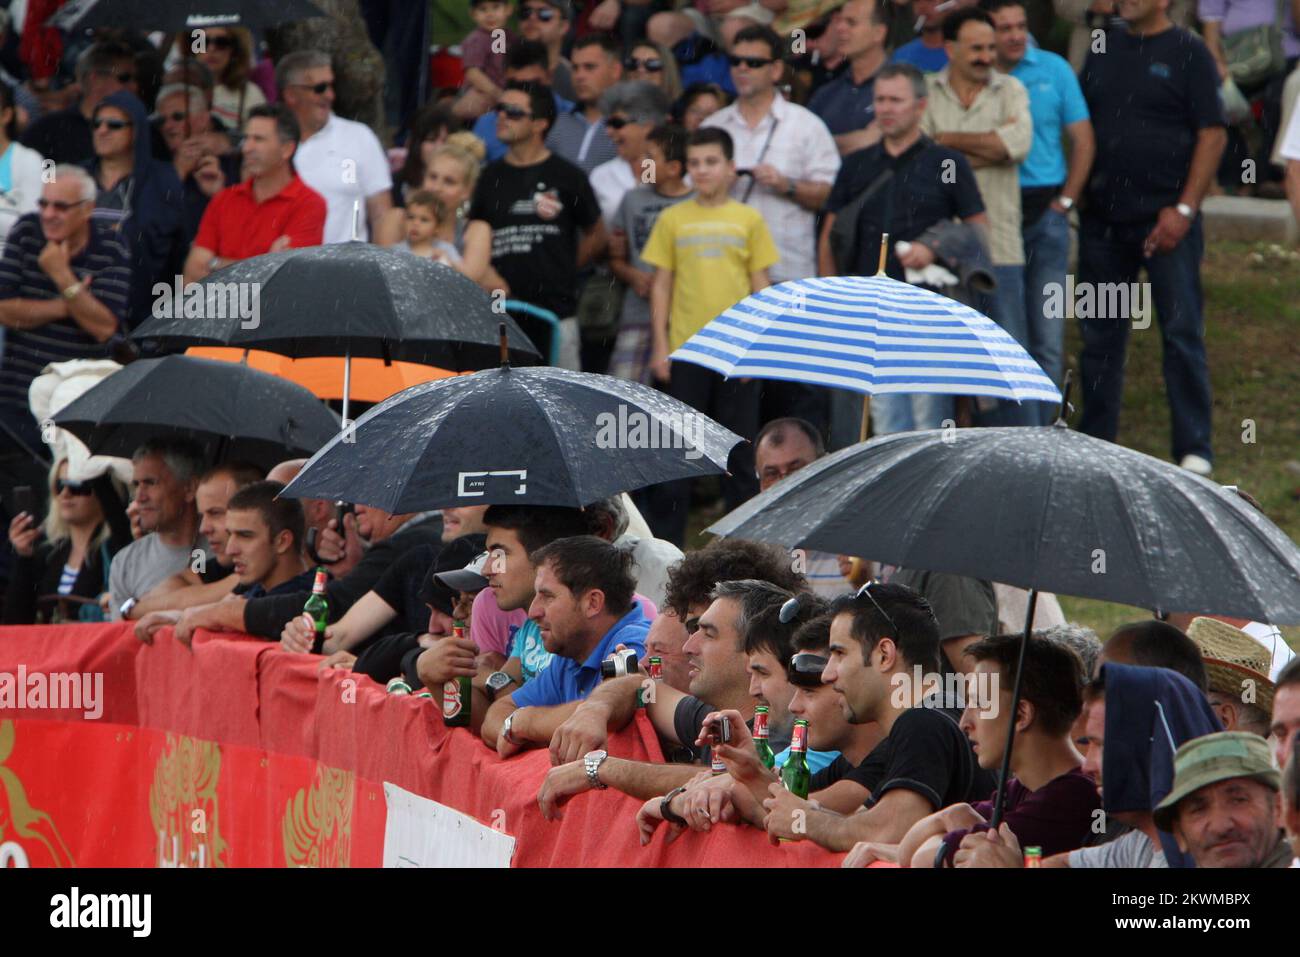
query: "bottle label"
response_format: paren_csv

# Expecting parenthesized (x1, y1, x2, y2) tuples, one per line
(753, 709, 769, 740)
(312, 570, 327, 594)
(790, 722, 808, 753)
(648, 658, 663, 680)
(442, 680, 463, 718)
(710, 750, 726, 774)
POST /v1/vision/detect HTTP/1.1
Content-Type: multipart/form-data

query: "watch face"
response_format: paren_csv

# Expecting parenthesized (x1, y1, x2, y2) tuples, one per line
(487, 672, 510, 691)
(586, 750, 607, 763)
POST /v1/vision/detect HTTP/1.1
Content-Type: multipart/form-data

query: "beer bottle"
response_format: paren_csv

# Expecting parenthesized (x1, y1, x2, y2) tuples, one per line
(1023, 846, 1042, 868)
(302, 568, 329, 651)
(637, 656, 663, 709)
(780, 718, 810, 799)
(753, 705, 776, 770)
(386, 677, 412, 695)
(442, 619, 472, 727)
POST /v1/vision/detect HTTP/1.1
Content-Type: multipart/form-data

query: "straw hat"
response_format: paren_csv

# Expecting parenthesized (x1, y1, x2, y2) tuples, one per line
(1186, 617, 1274, 714)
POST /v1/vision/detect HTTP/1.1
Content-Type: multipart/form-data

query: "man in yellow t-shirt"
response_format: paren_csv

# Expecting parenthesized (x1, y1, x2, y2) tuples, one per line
(639, 126, 778, 545)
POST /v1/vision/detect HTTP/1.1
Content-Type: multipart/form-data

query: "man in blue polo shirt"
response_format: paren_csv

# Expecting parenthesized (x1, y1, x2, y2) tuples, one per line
(990, 0, 1094, 422)
(483, 536, 649, 756)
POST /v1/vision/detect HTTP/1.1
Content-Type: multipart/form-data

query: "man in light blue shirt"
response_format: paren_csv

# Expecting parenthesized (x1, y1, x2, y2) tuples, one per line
(484, 536, 649, 756)
(991, 0, 1095, 423)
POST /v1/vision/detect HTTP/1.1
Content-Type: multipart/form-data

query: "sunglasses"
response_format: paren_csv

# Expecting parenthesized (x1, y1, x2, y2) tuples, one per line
(854, 580, 902, 643)
(788, 652, 830, 683)
(96, 69, 136, 84)
(207, 36, 235, 50)
(37, 198, 90, 212)
(291, 81, 334, 95)
(94, 118, 131, 131)
(605, 115, 633, 130)
(626, 57, 663, 72)
(728, 55, 775, 69)
(56, 479, 94, 497)
(683, 615, 701, 635)
(161, 111, 191, 124)
(520, 6, 558, 20)
(495, 103, 532, 120)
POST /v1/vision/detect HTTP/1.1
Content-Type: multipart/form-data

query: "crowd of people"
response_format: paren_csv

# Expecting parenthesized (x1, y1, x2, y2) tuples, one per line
(0, 1, 1298, 868)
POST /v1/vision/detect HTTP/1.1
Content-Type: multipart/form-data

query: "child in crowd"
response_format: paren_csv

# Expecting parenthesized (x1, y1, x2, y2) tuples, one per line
(457, 0, 517, 119)
(607, 123, 695, 384)
(396, 190, 463, 268)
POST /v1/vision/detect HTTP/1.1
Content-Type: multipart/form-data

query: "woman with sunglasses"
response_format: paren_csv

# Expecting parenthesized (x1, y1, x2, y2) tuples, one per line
(190, 27, 266, 130)
(4, 458, 131, 625)
(625, 42, 683, 102)
(0, 83, 45, 258)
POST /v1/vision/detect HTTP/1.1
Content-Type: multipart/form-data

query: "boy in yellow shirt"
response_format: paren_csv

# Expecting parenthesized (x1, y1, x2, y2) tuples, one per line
(639, 127, 779, 544)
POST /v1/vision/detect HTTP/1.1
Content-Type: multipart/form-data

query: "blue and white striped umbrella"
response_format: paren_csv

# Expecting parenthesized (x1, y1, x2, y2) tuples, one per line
(671, 274, 1062, 404)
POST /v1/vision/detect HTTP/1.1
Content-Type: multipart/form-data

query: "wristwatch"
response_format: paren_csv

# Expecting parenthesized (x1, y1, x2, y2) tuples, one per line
(118, 597, 137, 618)
(583, 749, 609, 789)
(1175, 202, 1195, 219)
(485, 670, 516, 701)
(1056, 195, 1074, 211)
(500, 711, 518, 746)
(660, 784, 689, 826)
(784, 178, 797, 199)
(61, 281, 84, 300)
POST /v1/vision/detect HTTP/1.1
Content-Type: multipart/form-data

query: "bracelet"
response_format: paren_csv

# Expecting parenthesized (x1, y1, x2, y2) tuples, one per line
(61, 281, 84, 301)
(660, 785, 689, 827)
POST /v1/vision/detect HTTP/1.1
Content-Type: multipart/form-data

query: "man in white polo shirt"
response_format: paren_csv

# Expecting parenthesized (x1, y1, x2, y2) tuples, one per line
(278, 50, 393, 244)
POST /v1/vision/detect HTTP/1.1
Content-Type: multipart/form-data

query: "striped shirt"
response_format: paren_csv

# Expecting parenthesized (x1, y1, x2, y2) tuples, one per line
(0, 215, 131, 444)
(545, 109, 617, 174)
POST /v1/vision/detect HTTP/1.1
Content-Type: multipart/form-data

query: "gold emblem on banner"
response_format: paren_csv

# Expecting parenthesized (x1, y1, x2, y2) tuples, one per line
(282, 764, 353, 868)
(0, 720, 74, 867)
(149, 733, 228, 867)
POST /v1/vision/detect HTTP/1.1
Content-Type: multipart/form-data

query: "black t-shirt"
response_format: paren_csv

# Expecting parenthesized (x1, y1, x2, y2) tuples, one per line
(671, 695, 789, 764)
(1081, 26, 1224, 223)
(825, 135, 983, 279)
(862, 707, 996, 811)
(371, 543, 437, 632)
(468, 153, 600, 318)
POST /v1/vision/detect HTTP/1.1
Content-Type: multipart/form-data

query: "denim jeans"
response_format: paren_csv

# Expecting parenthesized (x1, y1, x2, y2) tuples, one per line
(1022, 208, 1070, 424)
(870, 392, 955, 435)
(976, 263, 1038, 426)
(1077, 213, 1213, 463)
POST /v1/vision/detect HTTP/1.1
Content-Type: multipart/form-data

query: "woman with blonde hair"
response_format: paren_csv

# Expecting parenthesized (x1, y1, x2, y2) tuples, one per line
(190, 26, 266, 128)
(4, 459, 131, 624)
(625, 41, 682, 102)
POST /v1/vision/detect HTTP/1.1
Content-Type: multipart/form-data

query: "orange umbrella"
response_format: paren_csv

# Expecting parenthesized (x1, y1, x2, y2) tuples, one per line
(186, 348, 459, 404)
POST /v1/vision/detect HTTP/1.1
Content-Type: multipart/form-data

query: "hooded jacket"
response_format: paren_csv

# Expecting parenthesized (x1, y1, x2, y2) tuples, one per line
(1102, 662, 1222, 868)
(86, 91, 186, 330)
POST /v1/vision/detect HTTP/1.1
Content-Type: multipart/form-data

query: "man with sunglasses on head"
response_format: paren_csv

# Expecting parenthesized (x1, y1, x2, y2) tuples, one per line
(517, 0, 579, 104)
(278, 51, 393, 245)
(21, 41, 138, 165)
(0, 165, 131, 513)
(472, 41, 576, 163)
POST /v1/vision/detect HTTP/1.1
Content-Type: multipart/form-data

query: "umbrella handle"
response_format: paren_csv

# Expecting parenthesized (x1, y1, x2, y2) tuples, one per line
(1053, 369, 1074, 426)
(989, 588, 1038, 832)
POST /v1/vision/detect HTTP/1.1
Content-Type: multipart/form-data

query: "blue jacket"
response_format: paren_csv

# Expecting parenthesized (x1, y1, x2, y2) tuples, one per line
(86, 91, 187, 329)
(1101, 663, 1222, 868)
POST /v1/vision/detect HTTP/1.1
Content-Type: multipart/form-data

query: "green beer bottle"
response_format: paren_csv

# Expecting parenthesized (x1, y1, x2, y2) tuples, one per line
(386, 677, 413, 695)
(302, 568, 329, 651)
(753, 705, 776, 770)
(780, 718, 810, 799)
(442, 620, 472, 727)
(637, 656, 663, 709)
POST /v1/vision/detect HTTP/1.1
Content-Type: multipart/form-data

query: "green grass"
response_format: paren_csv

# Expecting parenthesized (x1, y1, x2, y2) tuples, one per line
(687, 239, 1300, 650)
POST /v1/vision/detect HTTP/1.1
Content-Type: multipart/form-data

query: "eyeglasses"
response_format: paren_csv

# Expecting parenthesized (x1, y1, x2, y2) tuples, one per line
(37, 198, 90, 212)
(161, 111, 191, 124)
(605, 115, 632, 130)
(854, 580, 901, 644)
(626, 57, 663, 72)
(520, 6, 558, 20)
(56, 479, 94, 497)
(728, 55, 775, 69)
(290, 81, 334, 95)
(93, 118, 131, 131)
(495, 103, 532, 120)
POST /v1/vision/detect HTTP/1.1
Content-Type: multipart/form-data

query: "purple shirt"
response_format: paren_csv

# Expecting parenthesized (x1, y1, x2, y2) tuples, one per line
(1198, 0, 1300, 59)
(940, 766, 1100, 863)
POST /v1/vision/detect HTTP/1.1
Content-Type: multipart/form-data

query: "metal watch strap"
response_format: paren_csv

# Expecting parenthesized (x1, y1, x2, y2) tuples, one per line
(584, 751, 608, 789)
(660, 785, 689, 826)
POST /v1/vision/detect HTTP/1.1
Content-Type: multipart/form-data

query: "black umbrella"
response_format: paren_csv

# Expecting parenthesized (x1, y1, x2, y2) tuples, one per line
(708, 416, 1300, 826)
(131, 242, 541, 422)
(51, 0, 326, 31)
(281, 350, 744, 511)
(53, 355, 341, 470)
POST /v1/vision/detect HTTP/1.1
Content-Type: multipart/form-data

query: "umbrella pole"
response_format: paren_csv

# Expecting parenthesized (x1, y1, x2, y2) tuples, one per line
(342, 349, 352, 427)
(989, 587, 1038, 831)
(857, 234, 889, 443)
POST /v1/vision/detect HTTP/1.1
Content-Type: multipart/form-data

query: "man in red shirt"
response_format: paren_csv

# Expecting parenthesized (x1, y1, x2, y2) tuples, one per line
(181, 104, 325, 285)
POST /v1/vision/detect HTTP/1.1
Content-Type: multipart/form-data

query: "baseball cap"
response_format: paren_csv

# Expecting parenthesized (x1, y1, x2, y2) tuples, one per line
(418, 534, 487, 614)
(1152, 731, 1282, 831)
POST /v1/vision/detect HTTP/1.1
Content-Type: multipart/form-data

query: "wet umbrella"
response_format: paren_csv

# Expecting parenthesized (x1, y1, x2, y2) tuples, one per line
(708, 416, 1300, 825)
(51, 0, 326, 31)
(281, 340, 744, 512)
(131, 243, 540, 423)
(53, 355, 341, 470)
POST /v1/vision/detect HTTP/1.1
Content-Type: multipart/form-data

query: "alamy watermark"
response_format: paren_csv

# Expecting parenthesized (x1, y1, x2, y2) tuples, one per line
(1042, 275, 1151, 329)
(891, 665, 1000, 715)
(0, 666, 103, 719)
(594, 404, 706, 460)
(152, 275, 261, 329)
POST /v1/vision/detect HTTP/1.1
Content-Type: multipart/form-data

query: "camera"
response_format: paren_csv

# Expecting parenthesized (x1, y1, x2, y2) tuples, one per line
(709, 715, 731, 746)
(600, 648, 640, 680)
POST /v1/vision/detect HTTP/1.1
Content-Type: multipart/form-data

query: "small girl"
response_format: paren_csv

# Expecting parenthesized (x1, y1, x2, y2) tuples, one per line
(395, 190, 463, 268)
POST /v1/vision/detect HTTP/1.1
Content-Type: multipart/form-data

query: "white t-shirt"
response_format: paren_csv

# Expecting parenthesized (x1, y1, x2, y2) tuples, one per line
(590, 157, 637, 226)
(294, 113, 392, 244)
(0, 141, 46, 254)
(1280, 102, 1300, 162)
(107, 533, 201, 619)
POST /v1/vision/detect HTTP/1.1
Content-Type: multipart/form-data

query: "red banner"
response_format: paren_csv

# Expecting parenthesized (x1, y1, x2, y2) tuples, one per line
(0, 623, 842, 867)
